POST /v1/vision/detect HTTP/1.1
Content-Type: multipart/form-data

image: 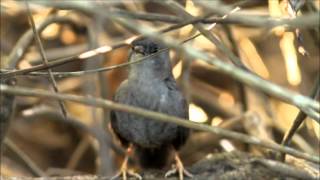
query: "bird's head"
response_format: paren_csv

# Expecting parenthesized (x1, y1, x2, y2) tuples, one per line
(128, 38, 172, 80)
(131, 38, 161, 56)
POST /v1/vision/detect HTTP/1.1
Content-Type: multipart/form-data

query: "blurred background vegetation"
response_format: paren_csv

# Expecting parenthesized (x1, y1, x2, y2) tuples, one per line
(0, 0, 319, 178)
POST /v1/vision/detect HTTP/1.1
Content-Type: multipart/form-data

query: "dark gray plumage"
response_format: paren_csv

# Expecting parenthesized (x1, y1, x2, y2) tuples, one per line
(110, 38, 189, 169)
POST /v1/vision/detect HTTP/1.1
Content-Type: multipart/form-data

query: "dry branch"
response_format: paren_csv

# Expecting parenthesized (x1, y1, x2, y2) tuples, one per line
(24, 0, 68, 118)
(30, 1, 320, 29)
(1, 151, 317, 180)
(6, 16, 78, 69)
(279, 75, 320, 161)
(1, 27, 318, 121)
(1, 84, 319, 164)
(195, 1, 320, 29)
(109, 15, 320, 121)
(19, 106, 120, 175)
(4, 139, 46, 177)
(1, 1, 319, 179)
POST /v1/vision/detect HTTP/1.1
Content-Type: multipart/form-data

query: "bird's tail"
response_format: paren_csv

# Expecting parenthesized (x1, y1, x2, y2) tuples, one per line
(135, 145, 171, 169)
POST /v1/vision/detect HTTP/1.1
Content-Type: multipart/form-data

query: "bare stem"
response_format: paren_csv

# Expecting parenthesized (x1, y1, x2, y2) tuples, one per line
(4, 138, 46, 177)
(1, 84, 319, 164)
(279, 75, 320, 161)
(24, 0, 68, 118)
(109, 15, 320, 120)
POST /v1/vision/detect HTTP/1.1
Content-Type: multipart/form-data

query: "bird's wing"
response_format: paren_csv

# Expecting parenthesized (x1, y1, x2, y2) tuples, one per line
(110, 80, 130, 147)
(163, 76, 188, 119)
(164, 76, 190, 149)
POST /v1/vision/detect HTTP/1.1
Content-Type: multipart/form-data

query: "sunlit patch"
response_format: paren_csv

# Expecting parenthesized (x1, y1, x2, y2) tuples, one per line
(42, 23, 59, 39)
(206, 153, 213, 159)
(125, 36, 138, 44)
(78, 46, 113, 59)
(280, 32, 301, 86)
(185, 0, 200, 17)
(268, 0, 285, 36)
(189, 103, 208, 123)
(276, 102, 299, 131)
(315, 0, 320, 9)
(268, 0, 301, 86)
(308, 118, 320, 139)
(211, 116, 223, 126)
(18, 60, 32, 70)
(22, 108, 35, 116)
(61, 27, 77, 44)
(78, 50, 96, 59)
(272, 26, 285, 36)
(1, 1, 21, 15)
(57, 10, 69, 16)
(96, 46, 112, 53)
(207, 6, 240, 30)
(195, 59, 209, 66)
(228, 7, 241, 16)
(218, 92, 235, 108)
(179, 0, 199, 37)
(268, 0, 282, 17)
(32, 8, 52, 25)
(180, 25, 194, 37)
(173, 61, 182, 79)
(220, 139, 235, 152)
(194, 36, 217, 51)
(239, 38, 270, 79)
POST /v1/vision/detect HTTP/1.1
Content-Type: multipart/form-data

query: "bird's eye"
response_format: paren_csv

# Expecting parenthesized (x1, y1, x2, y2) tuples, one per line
(132, 45, 144, 54)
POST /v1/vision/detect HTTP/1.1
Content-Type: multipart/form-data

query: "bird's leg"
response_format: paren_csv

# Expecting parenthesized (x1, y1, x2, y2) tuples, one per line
(165, 150, 193, 180)
(111, 145, 142, 180)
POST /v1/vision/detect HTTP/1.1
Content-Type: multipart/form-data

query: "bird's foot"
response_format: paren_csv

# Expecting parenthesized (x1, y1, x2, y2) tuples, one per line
(165, 152, 193, 180)
(111, 145, 142, 180)
(111, 169, 142, 180)
(165, 166, 193, 180)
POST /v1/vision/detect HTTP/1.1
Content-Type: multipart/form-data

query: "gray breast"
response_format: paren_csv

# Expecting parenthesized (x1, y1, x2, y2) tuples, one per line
(114, 81, 180, 148)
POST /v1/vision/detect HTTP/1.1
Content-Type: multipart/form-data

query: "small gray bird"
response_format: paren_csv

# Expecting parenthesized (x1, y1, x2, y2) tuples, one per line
(110, 38, 192, 180)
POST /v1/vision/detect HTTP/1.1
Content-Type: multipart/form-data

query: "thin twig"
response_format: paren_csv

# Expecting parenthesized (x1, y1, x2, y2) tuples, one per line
(159, 12, 216, 33)
(3, 13, 318, 121)
(110, 8, 256, 25)
(24, 0, 67, 118)
(28, 44, 88, 66)
(251, 158, 316, 179)
(2, 2, 319, 119)
(110, 8, 183, 23)
(2, 4, 316, 78)
(30, 1, 320, 29)
(85, 15, 114, 175)
(162, 0, 251, 114)
(279, 75, 320, 161)
(162, 1, 249, 71)
(1, 84, 319, 164)
(222, 25, 248, 111)
(0, 45, 165, 78)
(6, 16, 77, 69)
(2, 16, 319, 121)
(21, 106, 123, 173)
(1, 54, 83, 78)
(4, 138, 46, 177)
(1, 12, 215, 78)
(194, 1, 319, 29)
(109, 15, 320, 120)
(65, 136, 90, 170)
(0, 12, 224, 78)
